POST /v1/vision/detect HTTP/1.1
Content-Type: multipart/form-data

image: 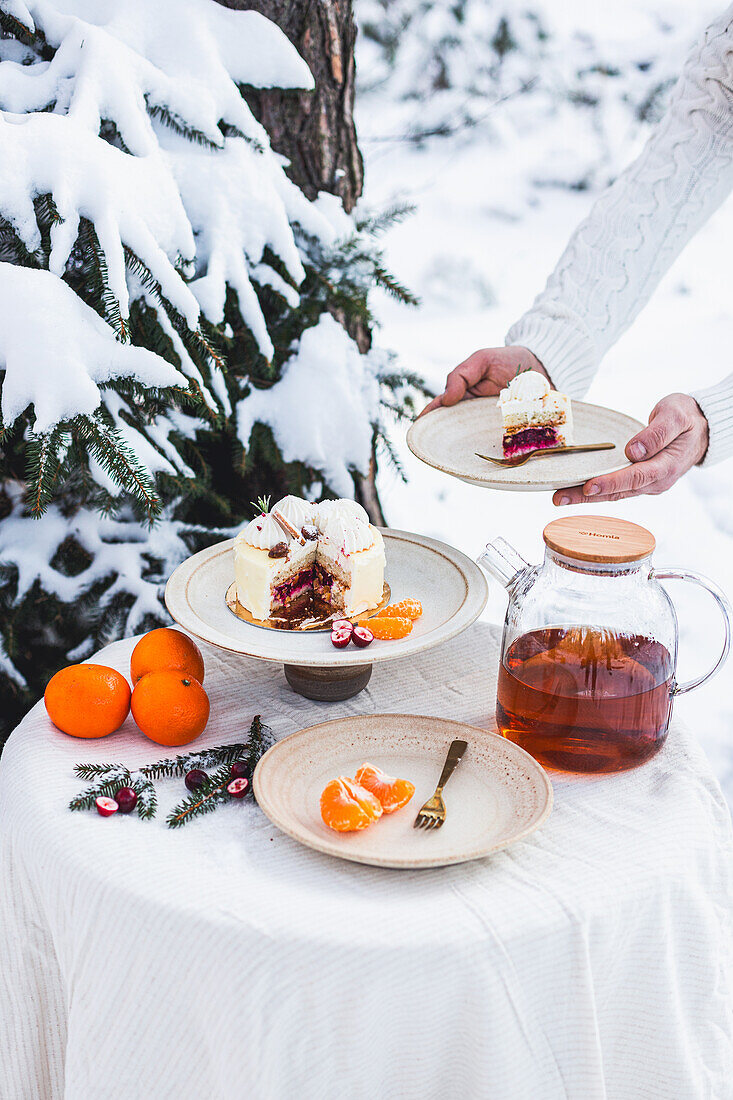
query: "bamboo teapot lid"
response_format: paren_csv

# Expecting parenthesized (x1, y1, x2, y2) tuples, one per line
(543, 515, 655, 564)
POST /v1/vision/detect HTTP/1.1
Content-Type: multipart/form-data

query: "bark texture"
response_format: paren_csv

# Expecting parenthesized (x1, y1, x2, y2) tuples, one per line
(219, 0, 363, 212)
(218, 0, 385, 523)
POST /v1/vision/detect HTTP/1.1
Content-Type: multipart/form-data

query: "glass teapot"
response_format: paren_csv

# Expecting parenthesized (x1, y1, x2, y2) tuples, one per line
(478, 516, 731, 774)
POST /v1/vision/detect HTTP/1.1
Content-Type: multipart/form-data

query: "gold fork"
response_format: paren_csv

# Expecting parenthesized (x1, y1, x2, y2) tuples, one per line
(414, 739, 468, 830)
(475, 442, 615, 469)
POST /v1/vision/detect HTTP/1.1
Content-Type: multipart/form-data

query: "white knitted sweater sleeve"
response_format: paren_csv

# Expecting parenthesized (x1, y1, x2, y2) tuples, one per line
(506, 5, 733, 465)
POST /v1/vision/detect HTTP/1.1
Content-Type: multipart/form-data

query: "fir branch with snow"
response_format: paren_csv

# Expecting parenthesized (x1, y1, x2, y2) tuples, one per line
(69, 768, 158, 821)
(0, 0, 421, 739)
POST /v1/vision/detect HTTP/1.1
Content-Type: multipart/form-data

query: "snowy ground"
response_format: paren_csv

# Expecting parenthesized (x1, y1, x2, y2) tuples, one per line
(358, 14, 733, 807)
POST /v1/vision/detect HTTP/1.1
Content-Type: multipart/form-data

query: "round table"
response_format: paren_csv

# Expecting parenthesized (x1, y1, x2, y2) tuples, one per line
(2, 623, 732, 1100)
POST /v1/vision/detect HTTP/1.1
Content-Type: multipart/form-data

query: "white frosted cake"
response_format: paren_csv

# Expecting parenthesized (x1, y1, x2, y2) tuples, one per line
(233, 496, 385, 621)
(497, 369, 573, 457)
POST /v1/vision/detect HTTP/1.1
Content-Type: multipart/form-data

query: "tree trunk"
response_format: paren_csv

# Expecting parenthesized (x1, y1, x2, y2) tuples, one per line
(219, 0, 363, 213)
(218, 0, 385, 524)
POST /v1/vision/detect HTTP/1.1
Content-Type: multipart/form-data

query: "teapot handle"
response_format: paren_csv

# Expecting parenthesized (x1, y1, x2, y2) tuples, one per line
(652, 568, 732, 696)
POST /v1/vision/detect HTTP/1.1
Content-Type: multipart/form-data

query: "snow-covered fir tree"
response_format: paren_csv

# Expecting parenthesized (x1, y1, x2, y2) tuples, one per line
(357, 0, 720, 188)
(0, 0, 420, 737)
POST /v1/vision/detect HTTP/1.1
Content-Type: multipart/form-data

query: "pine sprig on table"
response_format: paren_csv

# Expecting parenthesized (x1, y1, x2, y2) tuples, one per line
(133, 777, 158, 821)
(69, 767, 157, 820)
(138, 739, 255, 780)
(69, 717, 273, 826)
(245, 715, 275, 774)
(70, 774, 131, 812)
(74, 762, 131, 782)
(166, 765, 232, 829)
(164, 717, 275, 828)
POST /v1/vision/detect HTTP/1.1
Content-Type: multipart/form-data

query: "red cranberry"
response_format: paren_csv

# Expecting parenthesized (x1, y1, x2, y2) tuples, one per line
(185, 768, 208, 792)
(96, 796, 118, 817)
(227, 778, 249, 799)
(230, 761, 250, 781)
(331, 628, 351, 649)
(332, 619, 353, 636)
(268, 541, 289, 558)
(115, 787, 138, 814)
(352, 626, 374, 648)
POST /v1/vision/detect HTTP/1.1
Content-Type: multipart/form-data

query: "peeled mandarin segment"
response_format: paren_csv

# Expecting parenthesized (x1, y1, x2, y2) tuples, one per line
(341, 777, 383, 821)
(358, 616, 413, 640)
(354, 763, 416, 813)
(320, 777, 382, 832)
(382, 598, 422, 620)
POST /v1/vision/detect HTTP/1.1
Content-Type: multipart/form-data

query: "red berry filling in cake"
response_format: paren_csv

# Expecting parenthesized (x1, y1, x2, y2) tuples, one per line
(497, 369, 574, 458)
(271, 567, 315, 609)
(502, 426, 563, 457)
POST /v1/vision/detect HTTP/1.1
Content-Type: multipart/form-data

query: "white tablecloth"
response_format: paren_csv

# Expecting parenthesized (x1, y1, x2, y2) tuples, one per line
(1, 624, 732, 1100)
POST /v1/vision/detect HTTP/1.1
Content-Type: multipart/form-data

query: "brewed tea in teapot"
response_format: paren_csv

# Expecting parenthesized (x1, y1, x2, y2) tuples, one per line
(479, 517, 731, 774)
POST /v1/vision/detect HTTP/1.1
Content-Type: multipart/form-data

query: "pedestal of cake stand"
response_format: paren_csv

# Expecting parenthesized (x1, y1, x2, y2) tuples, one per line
(283, 662, 372, 701)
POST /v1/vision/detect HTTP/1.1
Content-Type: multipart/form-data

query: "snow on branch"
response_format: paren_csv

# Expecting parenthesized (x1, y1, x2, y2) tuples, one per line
(0, 1, 32, 29)
(0, 110, 198, 322)
(0, 484, 219, 638)
(237, 315, 381, 497)
(165, 132, 308, 354)
(0, 263, 185, 430)
(0, 0, 313, 152)
(0, 0, 342, 453)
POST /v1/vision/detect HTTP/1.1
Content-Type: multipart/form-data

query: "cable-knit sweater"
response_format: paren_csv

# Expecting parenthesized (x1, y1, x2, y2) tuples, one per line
(506, 4, 733, 465)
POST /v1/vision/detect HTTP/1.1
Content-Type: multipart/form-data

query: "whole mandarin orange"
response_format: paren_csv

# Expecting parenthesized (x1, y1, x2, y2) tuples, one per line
(131, 670, 209, 746)
(130, 627, 205, 685)
(44, 664, 131, 738)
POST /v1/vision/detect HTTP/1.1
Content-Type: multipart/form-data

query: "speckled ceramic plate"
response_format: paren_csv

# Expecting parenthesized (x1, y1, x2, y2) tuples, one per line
(407, 399, 644, 491)
(253, 714, 553, 869)
(164, 529, 487, 668)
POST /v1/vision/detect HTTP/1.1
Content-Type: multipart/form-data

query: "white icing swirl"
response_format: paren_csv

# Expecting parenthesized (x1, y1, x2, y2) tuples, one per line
(498, 370, 551, 407)
(272, 495, 316, 530)
(321, 514, 374, 555)
(316, 498, 369, 530)
(241, 513, 290, 551)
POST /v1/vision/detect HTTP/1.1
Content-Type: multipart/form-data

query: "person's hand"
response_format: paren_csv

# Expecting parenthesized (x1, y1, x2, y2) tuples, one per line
(553, 393, 709, 506)
(420, 347, 550, 416)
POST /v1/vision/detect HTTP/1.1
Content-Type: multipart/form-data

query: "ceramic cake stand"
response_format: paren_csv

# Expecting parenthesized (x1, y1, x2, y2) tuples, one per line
(165, 528, 487, 701)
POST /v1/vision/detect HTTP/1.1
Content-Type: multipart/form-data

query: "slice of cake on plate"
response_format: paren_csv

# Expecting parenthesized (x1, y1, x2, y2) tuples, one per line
(233, 496, 385, 623)
(497, 369, 573, 457)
